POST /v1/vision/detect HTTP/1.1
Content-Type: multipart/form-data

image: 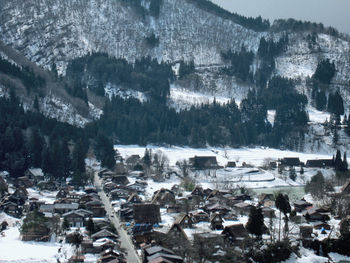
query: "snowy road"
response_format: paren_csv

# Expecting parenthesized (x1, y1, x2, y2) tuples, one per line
(94, 173, 141, 263)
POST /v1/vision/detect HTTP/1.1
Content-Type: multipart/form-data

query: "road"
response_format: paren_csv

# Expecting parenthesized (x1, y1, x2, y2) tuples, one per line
(94, 173, 141, 263)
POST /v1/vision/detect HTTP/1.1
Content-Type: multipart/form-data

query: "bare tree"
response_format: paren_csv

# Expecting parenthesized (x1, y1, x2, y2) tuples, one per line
(176, 159, 190, 177)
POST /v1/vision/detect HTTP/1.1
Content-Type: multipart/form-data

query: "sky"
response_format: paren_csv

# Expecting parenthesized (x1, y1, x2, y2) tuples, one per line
(211, 0, 350, 35)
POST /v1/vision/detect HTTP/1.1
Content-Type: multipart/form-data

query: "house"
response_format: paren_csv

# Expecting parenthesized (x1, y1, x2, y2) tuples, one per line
(294, 200, 312, 212)
(128, 193, 142, 203)
(299, 225, 313, 240)
(210, 213, 224, 230)
(167, 223, 189, 242)
(226, 161, 236, 168)
(151, 189, 176, 207)
(0, 201, 22, 217)
(303, 207, 330, 222)
(54, 203, 79, 214)
(221, 224, 249, 246)
(91, 229, 118, 241)
(144, 246, 183, 263)
(17, 176, 33, 188)
(189, 156, 220, 170)
(262, 206, 275, 218)
(166, 204, 182, 214)
(258, 193, 274, 203)
(174, 214, 193, 228)
(190, 210, 209, 223)
(306, 159, 334, 168)
(133, 224, 154, 244)
(103, 182, 119, 193)
(233, 202, 253, 216)
(341, 178, 350, 195)
(109, 188, 131, 200)
(56, 188, 70, 199)
(191, 186, 205, 197)
(25, 168, 44, 183)
(37, 180, 57, 191)
(279, 157, 301, 167)
(39, 204, 55, 214)
(205, 203, 231, 216)
(134, 203, 161, 224)
(127, 183, 146, 194)
(85, 200, 106, 217)
(68, 255, 85, 263)
(119, 207, 133, 222)
(62, 211, 86, 228)
(112, 175, 129, 185)
(21, 223, 51, 241)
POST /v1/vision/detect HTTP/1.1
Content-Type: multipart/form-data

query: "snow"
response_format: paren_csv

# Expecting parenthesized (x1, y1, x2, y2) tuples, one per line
(26, 188, 58, 204)
(307, 107, 330, 124)
(115, 145, 334, 168)
(281, 247, 328, 263)
(0, 227, 71, 263)
(328, 253, 350, 263)
(104, 84, 147, 102)
(267, 110, 276, 125)
(168, 85, 232, 111)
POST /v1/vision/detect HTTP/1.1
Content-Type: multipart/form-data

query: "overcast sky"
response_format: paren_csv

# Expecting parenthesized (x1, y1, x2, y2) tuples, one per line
(211, 0, 350, 35)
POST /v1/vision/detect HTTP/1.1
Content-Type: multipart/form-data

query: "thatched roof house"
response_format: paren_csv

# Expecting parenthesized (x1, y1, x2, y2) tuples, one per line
(133, 203, 161, 224)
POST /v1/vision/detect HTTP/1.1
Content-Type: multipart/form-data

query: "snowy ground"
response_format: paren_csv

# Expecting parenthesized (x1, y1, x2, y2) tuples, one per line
(168, 86, 233, 111)
(115, 145, 334, 168)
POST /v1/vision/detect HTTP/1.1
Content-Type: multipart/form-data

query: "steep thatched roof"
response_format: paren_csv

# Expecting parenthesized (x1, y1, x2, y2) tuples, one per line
(133, 203, 161, 224)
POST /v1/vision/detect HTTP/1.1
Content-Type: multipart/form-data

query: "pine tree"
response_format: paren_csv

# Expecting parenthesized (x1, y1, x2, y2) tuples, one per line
(246, 206, 264, 239)
(71, 140, 87, 186)
(275, 193, 291, 241)
(28, 128, 44, 168)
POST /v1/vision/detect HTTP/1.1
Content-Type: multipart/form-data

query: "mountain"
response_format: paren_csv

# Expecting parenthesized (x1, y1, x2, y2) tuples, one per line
(1, 0, 350, 151)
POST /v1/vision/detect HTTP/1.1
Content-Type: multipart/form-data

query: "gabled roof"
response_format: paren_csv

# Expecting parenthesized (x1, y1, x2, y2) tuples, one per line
(27, 168, 44, 177)
(341, 178, 350, 193)
(91, 229, 118, 240)
(145, 246, 174, 256)
(62, 210, 85, 218)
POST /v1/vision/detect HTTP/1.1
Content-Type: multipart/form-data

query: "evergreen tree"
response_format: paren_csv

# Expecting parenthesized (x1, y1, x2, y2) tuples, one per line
(246, 206, 264, 239)
(275, 193, 291, 241)
(71, 140, 87, 186)
(28, 128, 44, 168)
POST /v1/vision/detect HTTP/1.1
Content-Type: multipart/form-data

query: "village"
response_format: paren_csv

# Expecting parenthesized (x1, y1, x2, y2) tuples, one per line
(1, 146, 350, 263)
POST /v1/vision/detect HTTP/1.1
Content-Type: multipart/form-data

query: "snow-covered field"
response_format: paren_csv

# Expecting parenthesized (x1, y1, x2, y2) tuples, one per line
(115, 145, 334, 167)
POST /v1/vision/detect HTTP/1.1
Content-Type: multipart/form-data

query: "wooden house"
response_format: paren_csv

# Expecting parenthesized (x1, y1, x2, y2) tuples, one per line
(56, 188, 70, 199)
(226, 161, 236, 168)
(306, 159, 334, 168)
(111, 175, 129, 185)
(17, 176, 33, 188)
(174, 214, 193, 228)
(233, 202, 253, 216)
(262, 206, 275, 218)
(119, 207, 133, 222)
(85, 200, 106, 217)
(133, 203, 161, 224)
(54, 203, 79, 214)
(21, 223, 51, 241)
(210, 213, 224, 230)
(63, 211, 85, 228)
(1, 201, 22, 217)
(300, 225, 313, 240)
(25, 168, 44, 183)
(221, 224, 248, 246)
(151, 188, 176, 207)
(303, 207, 330, 222)
(279, 157, 301, 167)
(189, 156, 221, 170)
(190, 210, 209, 223)
(109, 188, 131, 200)
(294, 200, 312, 212)
(91, 229, 118, 241)
(127, 193, 142, 203)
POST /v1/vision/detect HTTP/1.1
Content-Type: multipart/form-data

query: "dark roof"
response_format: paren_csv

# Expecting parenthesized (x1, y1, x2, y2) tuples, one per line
(145, 246, 174, 256)
(133, 203, 161, 224)
(280, 157, 300, 166)
(306, 159, 334, 168)
(189, 156, 219, 169)
(222, 224, 248, 238)
(147, 253, 183, 262)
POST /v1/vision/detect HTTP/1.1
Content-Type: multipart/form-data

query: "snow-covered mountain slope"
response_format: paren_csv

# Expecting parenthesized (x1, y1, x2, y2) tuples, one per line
(1, 0, 349, 101)
(0, 0, 262, 74)
(0, 42, 97, 126)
